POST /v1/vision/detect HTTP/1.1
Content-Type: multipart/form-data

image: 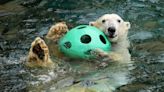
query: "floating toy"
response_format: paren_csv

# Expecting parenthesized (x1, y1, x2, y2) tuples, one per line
(59, 25, 111, 59)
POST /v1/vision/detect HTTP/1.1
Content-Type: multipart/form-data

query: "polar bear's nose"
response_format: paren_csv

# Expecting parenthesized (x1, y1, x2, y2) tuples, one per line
(108, 27, 115, 33)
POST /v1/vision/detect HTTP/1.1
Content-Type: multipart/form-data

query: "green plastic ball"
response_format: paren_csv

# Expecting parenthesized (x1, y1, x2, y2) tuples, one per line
(59, 25, 111, 59)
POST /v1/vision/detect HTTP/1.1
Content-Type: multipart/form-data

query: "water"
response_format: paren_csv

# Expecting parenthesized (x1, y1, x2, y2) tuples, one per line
(0, 0, 164, 92)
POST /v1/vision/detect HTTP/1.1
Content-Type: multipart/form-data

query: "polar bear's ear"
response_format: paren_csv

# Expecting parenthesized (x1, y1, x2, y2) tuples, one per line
(125, 22, 131, 29)
(89, 21, 96, 26)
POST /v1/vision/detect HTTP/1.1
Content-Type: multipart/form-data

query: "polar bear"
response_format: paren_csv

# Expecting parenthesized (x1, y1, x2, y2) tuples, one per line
(25, 14, 132, 92)
(90, 14, 131, 63)
(26, 14, 131, 68)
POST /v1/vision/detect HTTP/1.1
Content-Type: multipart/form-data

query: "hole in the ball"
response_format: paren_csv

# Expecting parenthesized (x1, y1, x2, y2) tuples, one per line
(77, 26, 86, 29)
(64, 41, 71, 49)
(99, 35, 106, 44)
(81, 34, 91, 44)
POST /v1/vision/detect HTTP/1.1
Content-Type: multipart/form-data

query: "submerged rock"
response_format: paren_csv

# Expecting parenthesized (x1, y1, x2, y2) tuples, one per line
(20, 0, 42, 7)
(0, 0, 13, 4)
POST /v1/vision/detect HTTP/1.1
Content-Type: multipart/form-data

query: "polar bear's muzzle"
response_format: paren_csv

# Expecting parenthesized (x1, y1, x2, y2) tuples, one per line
(107, 27, 117, 38)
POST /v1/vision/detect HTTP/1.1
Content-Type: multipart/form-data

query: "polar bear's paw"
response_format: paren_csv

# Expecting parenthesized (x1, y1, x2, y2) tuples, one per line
(91, 48, 123, 62)
(26, 37, 55, 68)
(46, 22, 68, 42)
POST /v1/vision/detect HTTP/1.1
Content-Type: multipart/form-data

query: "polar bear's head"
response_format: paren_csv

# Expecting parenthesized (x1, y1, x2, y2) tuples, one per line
(90, 14, 130, 42)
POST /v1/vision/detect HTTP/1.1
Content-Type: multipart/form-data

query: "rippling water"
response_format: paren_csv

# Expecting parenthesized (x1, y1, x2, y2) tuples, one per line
(0, 0, 164, 92)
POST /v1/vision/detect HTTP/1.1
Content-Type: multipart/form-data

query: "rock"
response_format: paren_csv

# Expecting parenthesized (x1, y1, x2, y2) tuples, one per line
(20, 0, 42, 7)
(144, 21, 158, 30)
(134, 41, 164, 53)
(0, 0, 25, 13)
(0, 0, 13, 5)
(0, 11, 14, 17)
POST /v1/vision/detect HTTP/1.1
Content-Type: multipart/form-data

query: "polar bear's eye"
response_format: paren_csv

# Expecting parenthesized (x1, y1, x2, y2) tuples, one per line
(102, 19, 106, 23)
(117, 19, 121, 23)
